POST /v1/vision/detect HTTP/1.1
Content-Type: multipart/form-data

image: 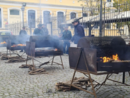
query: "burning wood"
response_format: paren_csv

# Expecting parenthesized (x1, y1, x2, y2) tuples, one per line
(56, 77, 91, 92)
(100, 54, 120, 63)
(0, 41, 6, 44)
(11, 44, 26, 47)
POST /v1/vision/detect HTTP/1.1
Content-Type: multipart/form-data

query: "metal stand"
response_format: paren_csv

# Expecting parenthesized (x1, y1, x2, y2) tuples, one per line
(70, 49, 130, 98)
(26, 55, 64, 69)
(51, 55, 64, 69)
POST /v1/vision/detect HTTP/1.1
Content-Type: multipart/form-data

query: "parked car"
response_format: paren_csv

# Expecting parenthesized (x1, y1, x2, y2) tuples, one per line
(0, 30, 12, 35)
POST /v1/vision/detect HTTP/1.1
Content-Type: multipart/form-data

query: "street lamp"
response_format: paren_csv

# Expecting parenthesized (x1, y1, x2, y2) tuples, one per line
(99, 0, 103, 37)
(21, 3, 26, 27)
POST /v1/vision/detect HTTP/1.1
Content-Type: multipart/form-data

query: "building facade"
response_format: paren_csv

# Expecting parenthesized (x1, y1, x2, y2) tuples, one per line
(0, 0, 124, 37)
(0, 0, 84, 35)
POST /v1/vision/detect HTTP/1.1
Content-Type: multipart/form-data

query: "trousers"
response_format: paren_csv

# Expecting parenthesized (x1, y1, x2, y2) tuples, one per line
(63, 40, 70, 54)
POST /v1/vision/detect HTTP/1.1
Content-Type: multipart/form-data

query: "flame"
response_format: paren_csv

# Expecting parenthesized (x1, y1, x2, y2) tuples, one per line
(54, 49, 58, 51)
(11, 44, 26, 47)
(100, 54, 120, 63)
(0, 41, 6, 44)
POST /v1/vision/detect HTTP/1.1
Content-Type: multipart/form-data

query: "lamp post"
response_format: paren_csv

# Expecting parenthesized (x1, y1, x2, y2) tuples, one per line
(39, 0, 42, 24)
(21, 3, 26, 27)
(99, 0, 103, 37)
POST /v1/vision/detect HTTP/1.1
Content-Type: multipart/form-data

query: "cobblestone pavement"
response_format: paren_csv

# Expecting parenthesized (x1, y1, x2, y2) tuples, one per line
(0, 48, 130, 98)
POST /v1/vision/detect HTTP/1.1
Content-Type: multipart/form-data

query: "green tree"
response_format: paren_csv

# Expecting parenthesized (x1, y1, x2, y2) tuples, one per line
(113, 0, 130, 36)
(78, 0, 100, 16)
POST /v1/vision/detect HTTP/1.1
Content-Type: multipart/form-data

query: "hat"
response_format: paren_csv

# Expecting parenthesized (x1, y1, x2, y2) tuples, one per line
(64, 25, 68, 28)
(38, 24, 42, 27)
(72, 19, 79, 24)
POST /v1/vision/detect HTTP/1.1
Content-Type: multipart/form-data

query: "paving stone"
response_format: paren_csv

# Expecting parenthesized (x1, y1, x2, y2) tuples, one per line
(0, 48, 130, 98)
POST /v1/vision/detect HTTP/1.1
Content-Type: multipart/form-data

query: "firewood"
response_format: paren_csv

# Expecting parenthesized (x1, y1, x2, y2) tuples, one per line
(55, 77, 91, 92)
(28, 67, 47, 75)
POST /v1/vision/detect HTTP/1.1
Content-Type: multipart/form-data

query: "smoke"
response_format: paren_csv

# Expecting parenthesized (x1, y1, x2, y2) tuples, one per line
(11, 35, 30, 45)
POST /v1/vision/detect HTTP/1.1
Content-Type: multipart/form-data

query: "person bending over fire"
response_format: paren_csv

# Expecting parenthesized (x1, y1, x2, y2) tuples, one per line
(62, 26, 72, 54)
(71, 19, 85, 44)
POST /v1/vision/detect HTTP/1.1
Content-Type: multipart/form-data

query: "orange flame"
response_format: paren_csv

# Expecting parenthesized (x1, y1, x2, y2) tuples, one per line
(0, 41, 6, 44)
(54, 49, 58, 51)
(100, 54, 120, 63)
(11, 44, 26, 47)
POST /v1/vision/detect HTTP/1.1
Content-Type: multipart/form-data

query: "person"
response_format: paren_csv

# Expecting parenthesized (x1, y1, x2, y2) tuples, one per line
(42, 24, 49, 36)
(62, 26, 72, 54)
(19, 26, 27, 35)
(19, 27, 28, 52)
(71, 19, 85, 44)
(33, 24, 44, 35)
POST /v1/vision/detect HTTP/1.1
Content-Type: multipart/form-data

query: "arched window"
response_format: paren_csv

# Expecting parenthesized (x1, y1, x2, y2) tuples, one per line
(43, 11, 50, 25)
(10, 9, 19, 15)
(57, 12, 64, 28)
(28, 10, 35, 28)
(70, 12, 76, 19)
(0, 9, 2, 27)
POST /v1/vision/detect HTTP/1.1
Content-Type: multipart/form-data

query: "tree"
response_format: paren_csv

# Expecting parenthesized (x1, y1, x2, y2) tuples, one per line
(113, 0, 130, 36)
(78, 0, 100, 16)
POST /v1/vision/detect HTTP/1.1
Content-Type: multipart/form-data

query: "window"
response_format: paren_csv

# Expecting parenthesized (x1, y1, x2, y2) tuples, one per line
(70, 12, 76, 19)
(57, 12, 64, 28)
(10, 9, 19, 15)
(28, 10, 35, 28)
(0, 9, 2, 27)
(43, 11, 50, 25)
(106, 23, 111, 29)
(107, 0, 111, 2)
(83, 13, 88, 17)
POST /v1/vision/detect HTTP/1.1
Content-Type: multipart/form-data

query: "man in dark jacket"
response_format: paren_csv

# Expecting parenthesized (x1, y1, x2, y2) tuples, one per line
(62, 26, 72, 54)
(42, 24, 49, 36)
(19, 26, 27, 35)
(33, 24, 44, 35)
(71, 19, 85, 44)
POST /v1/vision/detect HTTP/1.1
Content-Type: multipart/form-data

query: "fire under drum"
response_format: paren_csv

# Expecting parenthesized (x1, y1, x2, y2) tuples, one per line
(6, 35, 29, 57)
(0, 35, 10, 47)
(25, 35, 64, 69)
(69, 37, 130, 98)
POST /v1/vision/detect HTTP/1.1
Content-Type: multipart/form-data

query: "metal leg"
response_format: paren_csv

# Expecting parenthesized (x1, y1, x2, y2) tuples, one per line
(70, 49, 82, 90)
(60, 56, 64, 69)
(123, 72, 125, 84)
(128, 72, 130, 76)
(7, 49, 8, 56)
(51, 56, 54, 65)
(83, 51, 97, 98)
(26, 56, 28, 66)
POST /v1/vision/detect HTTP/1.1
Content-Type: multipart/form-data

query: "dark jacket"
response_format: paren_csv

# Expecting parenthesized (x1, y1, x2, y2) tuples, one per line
(62, 30, 72, 40)
(72, 24, 85, 44)
(33, 28, 44, 35)
(19, 30, 27, 35)
(42, 27, 49, 36)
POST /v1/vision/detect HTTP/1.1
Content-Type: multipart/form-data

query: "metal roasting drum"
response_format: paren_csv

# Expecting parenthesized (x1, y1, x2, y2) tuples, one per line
(69, 37, 130, 73)
(26, 35, 63, 57)
(7, 35, 29, 50)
